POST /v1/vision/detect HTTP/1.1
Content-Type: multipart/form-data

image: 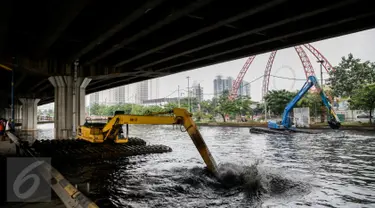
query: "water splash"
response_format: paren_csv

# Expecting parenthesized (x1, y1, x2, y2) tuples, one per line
(216, 162, 308, 200)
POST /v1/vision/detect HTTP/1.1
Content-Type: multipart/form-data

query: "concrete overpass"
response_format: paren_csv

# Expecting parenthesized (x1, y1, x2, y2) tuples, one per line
(0, 0, 374, 139)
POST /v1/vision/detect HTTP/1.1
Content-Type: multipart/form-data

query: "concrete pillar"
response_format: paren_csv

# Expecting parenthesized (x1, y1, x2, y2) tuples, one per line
(4, 108, 11, 120)
(76, 78, 91, 127)
(19, 98, 40, 130)
(48, 76, 91, 139)
(0, 109, 4, 118)
(13, 104, 22, 124)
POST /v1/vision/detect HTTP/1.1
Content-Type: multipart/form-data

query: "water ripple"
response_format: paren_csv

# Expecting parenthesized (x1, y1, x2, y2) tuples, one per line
(37, 124, 375, 208)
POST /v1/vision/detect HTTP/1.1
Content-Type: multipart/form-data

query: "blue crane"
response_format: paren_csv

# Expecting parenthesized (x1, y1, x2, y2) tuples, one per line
(268, 75, 341, 130)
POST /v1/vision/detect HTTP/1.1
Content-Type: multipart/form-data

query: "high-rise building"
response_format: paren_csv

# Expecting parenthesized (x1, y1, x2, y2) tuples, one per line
(237, 81, 251, 97)
(135, 80, 149, 104)
(148, 78, 160, 100)
(125, 85, 131, 103)
(113, 86, 126, 104)
(213, 75, 251, 98)
(89, 92, 99, 104)
(192, 83, 204, 102)
(213, 76, 233, 97)
(213, 75, 223, 97)
(88, 79, 159, 105)
(224, 76, 233, 92)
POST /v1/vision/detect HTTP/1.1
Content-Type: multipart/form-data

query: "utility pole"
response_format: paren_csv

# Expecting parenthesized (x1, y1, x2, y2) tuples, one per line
(317, 60, 324, 88)
(264, 99, 267, 121)
(317, 60, 325, 123)
(11, 57, 16, 131)
(198, 83, 201, 102)
(178, 85, 180, 108)
(72, 59, 78, 138)
(186, 76, 191, 112)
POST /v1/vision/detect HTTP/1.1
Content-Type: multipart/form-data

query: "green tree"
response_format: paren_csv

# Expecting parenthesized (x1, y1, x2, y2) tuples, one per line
(264, 90, 297, 116)
(200, 100, 214, 114)
(90, 103, 101, 115)
(348, 84, 375, 123)
(296, 92, 322, 117)
(37, 109, 43, 116)
(214, 90, 238, 122)
(252, 103, 264, 116)
(327, 53, 375, 97)
(235, 96, 253, 116)
(163, 102, 179, 112)
(122, 104, 133, 114)
(47, 109, 53, 117)
(103, 104, 124, 116)
(144, 105, 164, 114)
(179, 97, 198, 112)
(130, 105, 145, 115)
(193, 111, 204, 121)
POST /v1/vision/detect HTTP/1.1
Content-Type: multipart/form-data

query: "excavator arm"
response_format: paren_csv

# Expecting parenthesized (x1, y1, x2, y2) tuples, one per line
(312, 77, 341, 129)
(280, 78, 313, 128)
(102, 114, 176, 132)
(268, 75, 340, 130)
(100, 108, 218, 175)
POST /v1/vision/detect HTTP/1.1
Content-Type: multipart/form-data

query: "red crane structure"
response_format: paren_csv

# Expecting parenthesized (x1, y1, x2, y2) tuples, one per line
(229, 56, 255, 100)
(229, 43, 334, 100)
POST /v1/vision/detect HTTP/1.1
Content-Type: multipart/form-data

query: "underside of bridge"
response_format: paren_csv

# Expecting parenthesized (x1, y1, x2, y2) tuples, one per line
(0, 0, 374, 106)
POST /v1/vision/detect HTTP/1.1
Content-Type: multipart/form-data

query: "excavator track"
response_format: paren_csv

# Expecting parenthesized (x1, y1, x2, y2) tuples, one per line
(27, 138, 171, 162)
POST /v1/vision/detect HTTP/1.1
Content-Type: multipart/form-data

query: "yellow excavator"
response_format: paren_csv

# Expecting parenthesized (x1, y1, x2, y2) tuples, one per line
(76, 108, 218, 175)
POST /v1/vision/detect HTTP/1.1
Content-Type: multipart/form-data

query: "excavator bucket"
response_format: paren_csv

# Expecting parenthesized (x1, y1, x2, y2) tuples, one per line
(328, 120, 341, 129)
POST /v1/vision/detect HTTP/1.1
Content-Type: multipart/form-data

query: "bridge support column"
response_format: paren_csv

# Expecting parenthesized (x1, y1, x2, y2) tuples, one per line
(14, 104, 22, 124)
(4, 108, 11, 120)
(48, 76, 91, 139)
(0, 109, 4, 118)
(19, 98, 40, 130)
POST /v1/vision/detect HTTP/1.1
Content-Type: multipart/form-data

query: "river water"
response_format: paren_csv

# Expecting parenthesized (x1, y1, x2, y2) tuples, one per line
(39, 124, 375, 208)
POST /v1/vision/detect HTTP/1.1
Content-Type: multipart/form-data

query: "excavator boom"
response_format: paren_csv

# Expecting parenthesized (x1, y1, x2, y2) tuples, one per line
(77, 108, 218, 176)
(268, 75, 340, 130)
(102, 115, 176, 132)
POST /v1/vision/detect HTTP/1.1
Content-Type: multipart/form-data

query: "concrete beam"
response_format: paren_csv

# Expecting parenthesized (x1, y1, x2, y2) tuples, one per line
(19, 98, 40, 131)
(148, 11, 375, 74)
(34, 0, 90, 57)
(14, 72, 27, 90)
(82, 12, 375, 95)
(125, 0, 358, 72)
(16, 57, 50, 76)
(27, 79, 49, 93)
(84, 0, 215, 65)
(87, 69, 169, 86)
(71, 0, 167, 61)
(0, 0, 12, 55)
(113, 0, 287, 67)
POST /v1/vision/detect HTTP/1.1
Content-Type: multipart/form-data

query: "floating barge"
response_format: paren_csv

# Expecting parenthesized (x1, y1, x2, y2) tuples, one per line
(249, 127, 319, 135)
(23, 137, 172, 162)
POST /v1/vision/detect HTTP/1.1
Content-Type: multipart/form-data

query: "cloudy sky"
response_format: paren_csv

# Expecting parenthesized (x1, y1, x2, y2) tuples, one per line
(152, 28, 375, 102)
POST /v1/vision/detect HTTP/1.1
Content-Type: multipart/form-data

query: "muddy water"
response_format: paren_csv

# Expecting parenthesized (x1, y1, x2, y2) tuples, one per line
(38, 124, 375, 208)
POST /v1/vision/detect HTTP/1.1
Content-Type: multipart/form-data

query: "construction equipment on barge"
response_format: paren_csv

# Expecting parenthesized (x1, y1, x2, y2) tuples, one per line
(250, 75, 341, 135)
(25, 108, 218, 175)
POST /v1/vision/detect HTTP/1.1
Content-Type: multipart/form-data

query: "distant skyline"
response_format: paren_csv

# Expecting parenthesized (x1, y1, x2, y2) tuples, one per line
(40, 28, 375, 108)
(155, 28, 375, 102)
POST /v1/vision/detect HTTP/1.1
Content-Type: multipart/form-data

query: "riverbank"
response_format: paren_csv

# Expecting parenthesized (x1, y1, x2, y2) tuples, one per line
(196, 122, 375, 131)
